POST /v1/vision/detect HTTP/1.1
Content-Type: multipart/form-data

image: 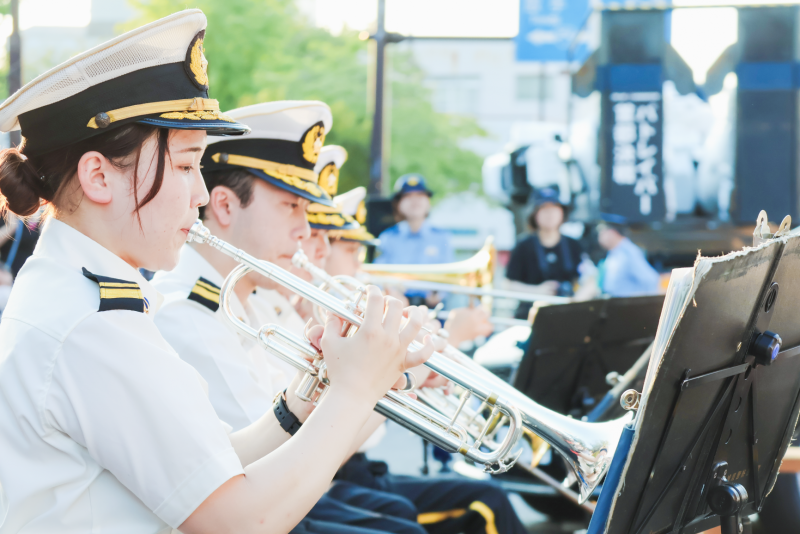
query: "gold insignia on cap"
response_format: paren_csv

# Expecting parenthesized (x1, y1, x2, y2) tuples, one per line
(185, 31, 209, 90)
(160, 110, 235, 122)
(407, 177, 419, 186)
(329, 226, 378, 245)
(261, 169, 325, 198)
(307, 212, 347, 227)
(302, 122, 326, 164)
(87, 97, 223, 128)
(356, 200, 367, 225)
(318, 163, 339, 196)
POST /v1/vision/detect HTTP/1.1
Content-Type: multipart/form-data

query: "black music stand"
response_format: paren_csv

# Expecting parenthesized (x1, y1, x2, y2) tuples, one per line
(595, 234, 800, 534)
(513, 295, 664, 419)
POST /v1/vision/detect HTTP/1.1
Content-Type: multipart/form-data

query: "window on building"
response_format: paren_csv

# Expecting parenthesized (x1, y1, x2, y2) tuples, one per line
(428, 76, 481, 115)
(516, 74, 553, 101)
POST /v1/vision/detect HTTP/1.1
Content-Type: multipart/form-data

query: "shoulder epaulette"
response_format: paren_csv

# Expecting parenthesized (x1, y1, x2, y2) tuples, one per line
(82, 267, 148, 313)
(188, 276, 221, 312)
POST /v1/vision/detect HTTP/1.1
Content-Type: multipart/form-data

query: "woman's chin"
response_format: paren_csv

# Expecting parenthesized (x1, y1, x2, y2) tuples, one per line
(146, 245, 182, 274)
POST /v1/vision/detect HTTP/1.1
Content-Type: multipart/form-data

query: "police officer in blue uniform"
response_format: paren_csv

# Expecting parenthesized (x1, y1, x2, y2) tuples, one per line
(376, 174, 453, 307)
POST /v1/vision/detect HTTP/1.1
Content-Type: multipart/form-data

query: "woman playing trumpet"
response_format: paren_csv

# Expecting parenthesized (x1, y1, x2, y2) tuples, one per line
(0, 11, 432, 534)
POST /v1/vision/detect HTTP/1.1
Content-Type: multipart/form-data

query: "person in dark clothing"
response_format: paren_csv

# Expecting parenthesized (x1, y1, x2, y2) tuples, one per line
(336, 453, 526, 534)
(0, 215, 40, 277)
(505, 188, 584, 319)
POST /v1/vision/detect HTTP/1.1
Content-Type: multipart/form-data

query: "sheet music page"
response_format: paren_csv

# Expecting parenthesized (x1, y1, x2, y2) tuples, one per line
(639, 267, 695, 402)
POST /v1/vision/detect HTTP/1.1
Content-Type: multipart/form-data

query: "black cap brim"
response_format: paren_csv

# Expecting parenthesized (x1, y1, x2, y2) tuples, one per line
(138, 116, 251, 136)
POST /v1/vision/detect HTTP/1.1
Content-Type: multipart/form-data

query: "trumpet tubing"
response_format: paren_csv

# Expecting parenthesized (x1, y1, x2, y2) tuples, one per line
(188, 221, 524, 474)
(290, 245, 632, 504)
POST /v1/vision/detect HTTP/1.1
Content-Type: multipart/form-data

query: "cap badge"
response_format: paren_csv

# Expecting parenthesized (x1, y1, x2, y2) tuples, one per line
(356, 200, 367, 225)
(301, 122, 326, 164)
(185, 31, 209, 90)
(407, 177, 419, 186)
(318, 163, 339, 196)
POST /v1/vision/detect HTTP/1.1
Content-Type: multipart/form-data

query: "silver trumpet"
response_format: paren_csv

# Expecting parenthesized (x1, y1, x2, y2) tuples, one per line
(291, 248, 633, 504)
(188, 220, 523, 473)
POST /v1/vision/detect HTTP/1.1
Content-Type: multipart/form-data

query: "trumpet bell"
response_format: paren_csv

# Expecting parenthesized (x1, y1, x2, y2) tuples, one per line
(359, 237, 568, 305)
(361, 236, 496, 291)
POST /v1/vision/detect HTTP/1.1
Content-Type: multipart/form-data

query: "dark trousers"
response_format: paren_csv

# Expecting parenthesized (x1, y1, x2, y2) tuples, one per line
(337, 454, 527, 534)
(294, 481, 425, 534)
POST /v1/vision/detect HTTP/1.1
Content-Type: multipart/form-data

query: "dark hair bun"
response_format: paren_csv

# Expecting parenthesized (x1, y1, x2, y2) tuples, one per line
(0, 148, 45, 217)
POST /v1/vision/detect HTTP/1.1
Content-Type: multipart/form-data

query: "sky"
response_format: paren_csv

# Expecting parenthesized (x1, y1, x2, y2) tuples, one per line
(309, 0, 752, 84)
(17, 0, 91, 29)
(313, 0, 519, 37)
(8, 0, 797, 85)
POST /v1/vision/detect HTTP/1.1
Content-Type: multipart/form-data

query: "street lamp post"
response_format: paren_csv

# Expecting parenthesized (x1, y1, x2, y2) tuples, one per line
(367, 0, 404, 196)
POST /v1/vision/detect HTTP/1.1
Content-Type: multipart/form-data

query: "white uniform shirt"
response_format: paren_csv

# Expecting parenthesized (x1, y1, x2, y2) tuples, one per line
(153, 246, 287, 431)
(0, 219, 243, 534)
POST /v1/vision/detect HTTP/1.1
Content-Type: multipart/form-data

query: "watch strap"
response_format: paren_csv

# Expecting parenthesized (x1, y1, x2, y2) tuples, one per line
(273, 390, 303, 436)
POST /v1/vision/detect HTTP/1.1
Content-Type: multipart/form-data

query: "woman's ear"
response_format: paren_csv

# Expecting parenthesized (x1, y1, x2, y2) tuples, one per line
(76, 151, 112, 205)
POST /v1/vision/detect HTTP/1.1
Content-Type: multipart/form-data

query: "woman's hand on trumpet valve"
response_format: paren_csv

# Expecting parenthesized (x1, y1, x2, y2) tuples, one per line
(306, 285, 436, 403)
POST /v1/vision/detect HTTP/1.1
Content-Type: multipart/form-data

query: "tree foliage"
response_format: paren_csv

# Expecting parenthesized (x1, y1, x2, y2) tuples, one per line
(128, 0, 484, 196)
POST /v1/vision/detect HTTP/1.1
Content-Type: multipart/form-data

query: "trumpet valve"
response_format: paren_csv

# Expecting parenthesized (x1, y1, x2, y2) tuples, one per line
(295, 353, 327, 403)
(295, 372, 322, 403)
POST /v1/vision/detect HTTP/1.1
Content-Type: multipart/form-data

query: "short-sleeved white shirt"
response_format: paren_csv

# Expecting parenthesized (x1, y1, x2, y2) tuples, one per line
(153, 246, 287, 431)
(0, 219, 244, 533)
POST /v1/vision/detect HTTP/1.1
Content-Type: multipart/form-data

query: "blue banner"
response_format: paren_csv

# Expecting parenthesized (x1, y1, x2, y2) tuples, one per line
(515, 0, 591, 62)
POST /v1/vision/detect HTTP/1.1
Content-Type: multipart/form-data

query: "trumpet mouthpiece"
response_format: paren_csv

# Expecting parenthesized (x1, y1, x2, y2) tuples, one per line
(292, 249, 309, 269)
(187, 220, 211, 244)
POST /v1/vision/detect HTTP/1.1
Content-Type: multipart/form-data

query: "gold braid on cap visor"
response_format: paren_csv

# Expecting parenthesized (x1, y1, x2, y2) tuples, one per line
(87, 97, 234, 128)
(210, 153, 327, 198)
(329, 227, 377, 243)
(307, 211, 348, 227)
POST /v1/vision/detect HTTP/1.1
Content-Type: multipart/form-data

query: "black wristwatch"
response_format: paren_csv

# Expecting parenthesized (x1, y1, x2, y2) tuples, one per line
(273, 390, 303, 436)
